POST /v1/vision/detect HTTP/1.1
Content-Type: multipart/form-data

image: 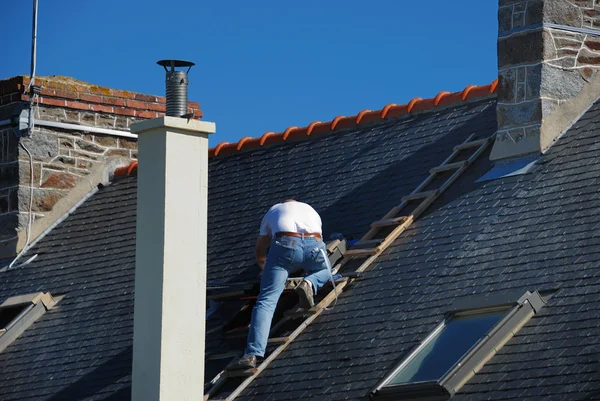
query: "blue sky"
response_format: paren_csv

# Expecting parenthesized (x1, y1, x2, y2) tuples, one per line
(3, 1, 498, 145)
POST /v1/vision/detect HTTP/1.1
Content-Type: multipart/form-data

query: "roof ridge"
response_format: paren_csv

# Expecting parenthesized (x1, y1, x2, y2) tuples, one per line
(208, 79, 498, 158)
(113, 161, 138, 178)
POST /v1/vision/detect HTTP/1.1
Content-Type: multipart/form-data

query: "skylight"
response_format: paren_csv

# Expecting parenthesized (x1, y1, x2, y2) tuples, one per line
(371, 291, 546, 401)
(388, 310, 507, 386)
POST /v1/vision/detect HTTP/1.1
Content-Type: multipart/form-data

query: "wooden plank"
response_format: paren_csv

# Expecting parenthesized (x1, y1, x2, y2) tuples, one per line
(223, 368, 258, 378)
(355, 253, 383, 274)
(350, 239, 383, 249)
(467, 136, 494, 163)
(370, 216, 409, 228)
(411, 191, 442, 220)
(306, 280, 349, 313)
(343, 247, 379, 257)
(363, 201, 408, 239)
(267, 336, 289, 344)
(401, 189, 439, 202)
(370, 215, 414, 254)
(429, 160, 468, 174)
(453, 137, 488, 151)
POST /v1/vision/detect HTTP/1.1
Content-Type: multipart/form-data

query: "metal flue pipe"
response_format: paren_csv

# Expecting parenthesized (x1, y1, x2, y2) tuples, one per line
(157, 60, 195, 117)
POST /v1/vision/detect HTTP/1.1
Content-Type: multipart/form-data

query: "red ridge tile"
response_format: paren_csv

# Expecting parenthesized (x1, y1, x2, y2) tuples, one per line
(207, 80, 497, 158)
(114, 161, 138, 177)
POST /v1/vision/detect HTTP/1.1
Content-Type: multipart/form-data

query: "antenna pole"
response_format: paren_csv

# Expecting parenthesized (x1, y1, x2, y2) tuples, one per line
(30, 0, 38, 89)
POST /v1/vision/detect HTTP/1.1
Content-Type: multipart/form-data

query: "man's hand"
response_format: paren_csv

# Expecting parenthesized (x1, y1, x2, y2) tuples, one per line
(255, 235, 270, 271)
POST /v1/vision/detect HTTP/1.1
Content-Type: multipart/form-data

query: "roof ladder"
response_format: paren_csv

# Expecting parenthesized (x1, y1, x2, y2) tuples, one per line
(204, 132, 495, 401)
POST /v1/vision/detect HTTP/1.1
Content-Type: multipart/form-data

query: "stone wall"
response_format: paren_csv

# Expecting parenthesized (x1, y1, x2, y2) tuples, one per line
(493, 0, 600, 160)
(0, 75, 202, 259)
(0, 126, 19, 254)
(18, 108, 139, 218)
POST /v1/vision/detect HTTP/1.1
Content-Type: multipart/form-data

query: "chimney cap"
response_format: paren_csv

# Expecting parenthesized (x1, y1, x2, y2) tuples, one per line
(157, 59, 195, 72)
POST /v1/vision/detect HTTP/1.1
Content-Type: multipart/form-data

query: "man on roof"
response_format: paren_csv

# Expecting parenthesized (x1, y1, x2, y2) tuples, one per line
(229, 200, 331, 371)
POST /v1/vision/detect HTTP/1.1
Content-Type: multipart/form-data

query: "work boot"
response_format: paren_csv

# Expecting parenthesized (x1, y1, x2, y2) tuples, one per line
(228, 355, 257, 372)
(296, 280, 315, 309)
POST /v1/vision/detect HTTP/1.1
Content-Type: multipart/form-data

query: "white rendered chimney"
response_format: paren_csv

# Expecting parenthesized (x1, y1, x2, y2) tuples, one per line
(130, 116, 215, 401)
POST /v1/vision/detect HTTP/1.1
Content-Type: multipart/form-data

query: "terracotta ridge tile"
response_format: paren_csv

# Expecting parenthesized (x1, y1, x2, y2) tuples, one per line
(113, 161, 138, 178)
(209, 79, 498, 158)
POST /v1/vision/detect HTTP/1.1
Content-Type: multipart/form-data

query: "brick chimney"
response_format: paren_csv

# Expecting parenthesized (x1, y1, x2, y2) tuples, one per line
(492, 0, 600, 160)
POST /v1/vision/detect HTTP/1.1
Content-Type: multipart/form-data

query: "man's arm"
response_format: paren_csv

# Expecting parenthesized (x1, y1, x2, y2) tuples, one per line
(255, 235, 271, 270)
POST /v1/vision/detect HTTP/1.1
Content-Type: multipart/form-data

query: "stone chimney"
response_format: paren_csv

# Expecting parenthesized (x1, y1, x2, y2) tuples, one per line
(492, 0, 600, 160)
(0, 76, 202, 259)
(130, 116, 215, 401)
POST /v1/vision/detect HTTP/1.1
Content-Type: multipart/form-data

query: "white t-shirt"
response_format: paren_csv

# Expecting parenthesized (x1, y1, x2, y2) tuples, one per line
(259, 202, 322, 237)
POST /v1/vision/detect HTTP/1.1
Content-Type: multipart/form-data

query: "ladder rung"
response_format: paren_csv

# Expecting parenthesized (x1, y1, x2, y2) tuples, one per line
(402, 189, 439, 202)
(453, 137, 489, 151)
(344, 247, 379, 257)
(222, 368, 257, 378)
(430, 160, 468, 174)
(267, 336, 289, 344)
(352, 239, 383, 249)
(371, 216, 409, 228)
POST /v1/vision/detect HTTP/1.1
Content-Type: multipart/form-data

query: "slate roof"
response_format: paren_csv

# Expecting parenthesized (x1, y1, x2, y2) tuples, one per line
(1, 85, 600, 401)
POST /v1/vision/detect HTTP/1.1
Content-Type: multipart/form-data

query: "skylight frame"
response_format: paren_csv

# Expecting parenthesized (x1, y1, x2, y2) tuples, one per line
(0, 303, 35, 334)
(370, 291, 546, 401)
(0, 292, 58, 354)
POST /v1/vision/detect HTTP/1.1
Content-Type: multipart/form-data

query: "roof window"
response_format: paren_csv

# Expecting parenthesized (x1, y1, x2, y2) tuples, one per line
(0, 292, 58, 353)
(371, 290, 546, 401)
(0, 304, 33, 333)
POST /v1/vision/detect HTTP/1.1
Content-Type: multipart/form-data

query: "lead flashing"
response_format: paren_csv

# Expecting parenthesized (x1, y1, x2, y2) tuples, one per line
(446, 289, 525, 315)
(477, 154, 539, 182)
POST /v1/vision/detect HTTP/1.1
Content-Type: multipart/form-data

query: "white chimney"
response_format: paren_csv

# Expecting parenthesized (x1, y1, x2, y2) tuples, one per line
(130, 116, 215, 401)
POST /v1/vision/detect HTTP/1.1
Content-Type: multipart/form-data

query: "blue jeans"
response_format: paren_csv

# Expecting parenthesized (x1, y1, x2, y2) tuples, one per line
(245, 236, 331, 357)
